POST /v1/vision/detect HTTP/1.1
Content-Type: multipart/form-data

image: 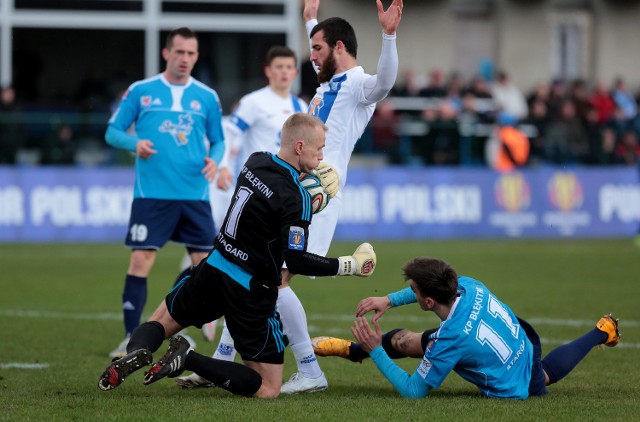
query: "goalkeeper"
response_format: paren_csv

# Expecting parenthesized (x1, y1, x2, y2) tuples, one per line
(98, 113, 377, 399)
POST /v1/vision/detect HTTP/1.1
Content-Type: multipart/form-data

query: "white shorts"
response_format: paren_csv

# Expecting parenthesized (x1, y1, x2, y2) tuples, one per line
(307, 192, 342, 256)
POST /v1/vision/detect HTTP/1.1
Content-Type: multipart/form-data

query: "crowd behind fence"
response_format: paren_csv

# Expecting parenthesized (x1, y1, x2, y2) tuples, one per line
(1, 71, 640, 169)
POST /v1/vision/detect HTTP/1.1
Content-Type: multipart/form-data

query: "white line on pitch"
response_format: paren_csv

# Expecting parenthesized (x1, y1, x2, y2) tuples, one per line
(0, 363, 50, 369)
(1, 309, 638, 328)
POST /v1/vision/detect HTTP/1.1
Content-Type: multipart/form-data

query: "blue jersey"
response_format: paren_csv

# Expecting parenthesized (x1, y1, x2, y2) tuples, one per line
(106, 74, 225, 200)
(373, 277, 533, 399)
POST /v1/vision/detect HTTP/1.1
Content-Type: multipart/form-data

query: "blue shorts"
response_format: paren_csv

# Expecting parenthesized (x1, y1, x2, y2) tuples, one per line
(518, 317, 549, 397)
(125, 198, 214, 251)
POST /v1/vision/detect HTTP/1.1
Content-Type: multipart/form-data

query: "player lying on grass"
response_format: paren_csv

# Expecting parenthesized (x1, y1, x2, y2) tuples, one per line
(312, 256, 620, 399)
(98, 113, 376, 399)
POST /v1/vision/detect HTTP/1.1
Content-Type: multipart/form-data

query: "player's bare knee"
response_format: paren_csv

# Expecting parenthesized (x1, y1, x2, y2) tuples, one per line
(128, 250, 156, 275)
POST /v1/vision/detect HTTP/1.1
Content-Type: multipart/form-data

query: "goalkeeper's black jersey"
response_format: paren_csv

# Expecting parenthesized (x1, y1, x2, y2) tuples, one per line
(213, 152, 313, 287)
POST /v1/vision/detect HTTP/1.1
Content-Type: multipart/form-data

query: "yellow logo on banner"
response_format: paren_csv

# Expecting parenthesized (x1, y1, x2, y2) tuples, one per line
(548, 172, 583, 212)
(494, 173, 530, 212)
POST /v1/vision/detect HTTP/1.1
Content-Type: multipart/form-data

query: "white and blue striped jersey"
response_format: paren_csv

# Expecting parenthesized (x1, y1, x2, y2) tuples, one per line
(226, 86, 306, 172)
(307, 67, 376, 189)
(106, 74, 225, 200)
(373, 277, 533, 399)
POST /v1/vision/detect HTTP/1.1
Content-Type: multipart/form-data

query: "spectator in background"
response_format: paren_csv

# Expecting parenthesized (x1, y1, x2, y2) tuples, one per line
(370, 98, 401, 163)
(462, 75, 493, 121)
(415, 100, 459, 165)
(599, 127, 622, 165)
(614, 129, 640, 166)
(524, 99, 550, 166)
(588, 81, 615, 125)
(547, 79, 568, 121)
(611, 77, 638, 124)
(526, 82, 551, 111)
(0, 85, 25, 164)
(41, 123, 76, 165)
(419, 69, 447, 99)
(391, 69, 421, 97)
(583, 106, 607, 165)
(490, 70, 528, 120)
(486, 112, 529, 172)
(569, 79, 590, 123)
(545, 100, 589, 164)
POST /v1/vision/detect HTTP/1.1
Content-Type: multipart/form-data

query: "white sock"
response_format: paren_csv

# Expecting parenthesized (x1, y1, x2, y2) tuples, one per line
(278, 286, 323, 379)
(212, 319, 236, 362)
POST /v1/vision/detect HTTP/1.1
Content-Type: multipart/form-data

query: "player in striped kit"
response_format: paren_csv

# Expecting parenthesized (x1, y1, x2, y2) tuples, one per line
(276, 0, 403, 394)
(105, 27, 225, 358)
(177, 0, 403, 393)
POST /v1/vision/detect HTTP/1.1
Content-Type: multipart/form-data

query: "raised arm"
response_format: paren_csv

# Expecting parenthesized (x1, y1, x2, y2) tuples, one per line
(362, 0, 403, 102)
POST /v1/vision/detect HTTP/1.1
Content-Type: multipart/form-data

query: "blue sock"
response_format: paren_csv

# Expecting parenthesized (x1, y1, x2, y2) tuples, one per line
(122, 274, 147, 335)
(541, 328, 607, 385)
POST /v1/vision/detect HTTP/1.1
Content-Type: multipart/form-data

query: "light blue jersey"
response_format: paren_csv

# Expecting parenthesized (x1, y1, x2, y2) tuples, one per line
(106, 74, 224, 200)
(372, 277, 533, 399)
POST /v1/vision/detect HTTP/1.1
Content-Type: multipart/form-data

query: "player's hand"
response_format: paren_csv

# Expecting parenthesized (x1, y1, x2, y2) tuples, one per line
(202, 157, 218, 182)
(351, 316, 382, 353)
(136, 140, 157, 159)
(356, 296, 391, 323)
(216, 166, 234, 190)
(313, 162, 339, 198)
(337, 242, 376, 277)
(303, 0, 319, 21)
(377, 0, 403, 35)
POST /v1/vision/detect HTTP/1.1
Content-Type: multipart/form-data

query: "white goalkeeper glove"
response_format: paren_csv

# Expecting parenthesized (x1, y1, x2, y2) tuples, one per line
(337, 242, 376, 277)
(313, 162, 339, 199)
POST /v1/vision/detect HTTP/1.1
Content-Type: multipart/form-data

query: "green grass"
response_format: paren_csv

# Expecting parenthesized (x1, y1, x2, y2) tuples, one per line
(0, 240, 639, 421)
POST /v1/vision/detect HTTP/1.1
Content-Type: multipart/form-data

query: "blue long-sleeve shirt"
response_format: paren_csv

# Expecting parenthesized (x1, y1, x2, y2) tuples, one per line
(373, 277, 533, 399)
(106, 74, 224, 200)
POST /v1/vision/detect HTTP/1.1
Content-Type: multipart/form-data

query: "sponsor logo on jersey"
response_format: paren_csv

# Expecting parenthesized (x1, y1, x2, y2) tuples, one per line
(288, 226, 305, 251)
(426, 339, 435, 355)
(152, 98, 162, 106)
(308, 97, 324, 117)
(158, 113, 194, 146)
(190, 100, 201, 111)
(141, 96, 152, 107)
(417, 357, 432, 378)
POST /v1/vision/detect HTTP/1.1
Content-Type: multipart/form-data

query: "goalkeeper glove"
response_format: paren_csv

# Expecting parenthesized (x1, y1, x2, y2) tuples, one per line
(337, 243, 376, 277)
(313, 162, 339, 199)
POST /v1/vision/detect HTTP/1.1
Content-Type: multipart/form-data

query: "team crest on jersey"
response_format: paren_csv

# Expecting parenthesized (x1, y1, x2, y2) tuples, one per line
(417, 357, 432, 378)
(141, 96, 152, 107)
(288, 226, 305, 251)
(308, 97, 324, 117)
(190, 100, 201, 111)
(159, 113, 194, 146)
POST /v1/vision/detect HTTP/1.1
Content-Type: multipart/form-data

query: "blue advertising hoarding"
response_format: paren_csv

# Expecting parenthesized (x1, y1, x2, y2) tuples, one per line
(1, 166, 639, 242)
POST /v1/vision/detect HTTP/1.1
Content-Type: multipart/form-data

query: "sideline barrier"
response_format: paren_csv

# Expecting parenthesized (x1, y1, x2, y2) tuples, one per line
(0, 166, 639, 242)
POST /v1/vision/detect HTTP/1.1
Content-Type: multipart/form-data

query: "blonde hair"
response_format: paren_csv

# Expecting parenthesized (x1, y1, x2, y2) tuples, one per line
(281, 113, 327, 147)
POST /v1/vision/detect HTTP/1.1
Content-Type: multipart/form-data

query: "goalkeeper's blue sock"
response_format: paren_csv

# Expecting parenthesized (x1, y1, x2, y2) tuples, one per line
(122, 274, 147, 335)
(542, 328, 608, 385)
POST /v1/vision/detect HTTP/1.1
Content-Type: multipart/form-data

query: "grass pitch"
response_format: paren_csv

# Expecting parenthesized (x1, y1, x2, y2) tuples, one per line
(0, 239, 638, 421)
